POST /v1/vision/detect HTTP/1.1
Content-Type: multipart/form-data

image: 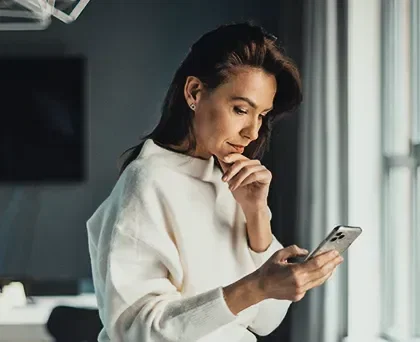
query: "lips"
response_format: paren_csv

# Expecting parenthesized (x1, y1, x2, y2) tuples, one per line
(228, 143, 245, 153)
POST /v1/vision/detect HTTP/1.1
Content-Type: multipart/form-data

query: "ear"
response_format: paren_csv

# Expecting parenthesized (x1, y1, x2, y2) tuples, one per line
(184, 76, 204, 108)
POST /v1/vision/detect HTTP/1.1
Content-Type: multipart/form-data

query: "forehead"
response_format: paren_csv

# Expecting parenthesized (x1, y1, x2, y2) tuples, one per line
(216, 67, 277, 107)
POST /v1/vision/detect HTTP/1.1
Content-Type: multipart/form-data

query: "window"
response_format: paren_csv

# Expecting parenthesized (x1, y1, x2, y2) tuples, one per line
(380, 0, 420, 340)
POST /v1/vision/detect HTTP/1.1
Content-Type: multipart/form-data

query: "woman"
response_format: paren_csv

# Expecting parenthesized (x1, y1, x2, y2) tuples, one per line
(87, 22, 343, 342)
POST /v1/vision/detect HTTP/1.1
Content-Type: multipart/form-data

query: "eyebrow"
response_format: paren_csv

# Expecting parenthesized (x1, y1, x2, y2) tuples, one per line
(230, 96, 273, 112)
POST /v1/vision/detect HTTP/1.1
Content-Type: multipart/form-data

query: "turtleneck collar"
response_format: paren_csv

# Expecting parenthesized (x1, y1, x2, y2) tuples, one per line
(137, 139, 222, 183)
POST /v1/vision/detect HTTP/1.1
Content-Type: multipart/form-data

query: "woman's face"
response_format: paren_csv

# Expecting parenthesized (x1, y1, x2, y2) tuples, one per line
(186, 67, 277, 161)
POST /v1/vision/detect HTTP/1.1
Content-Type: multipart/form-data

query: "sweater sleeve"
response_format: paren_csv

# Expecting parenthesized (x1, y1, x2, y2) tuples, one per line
(245, 206, 292, 336)
(248, 233, 283, 268)
(90, 163, 237, 342)
(246, 299, 291, 336)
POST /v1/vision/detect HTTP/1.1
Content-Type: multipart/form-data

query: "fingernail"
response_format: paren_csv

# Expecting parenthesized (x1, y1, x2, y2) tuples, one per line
(222, 175, 227, 181)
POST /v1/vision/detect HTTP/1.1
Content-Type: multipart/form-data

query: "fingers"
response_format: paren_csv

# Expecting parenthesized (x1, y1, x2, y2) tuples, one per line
(221, 159, 261, 182)
(221, 160, 273, 191)
(301, 254, 343, 288)
(222, 153, 249, 164)
(301, 257, 343, 292)
(276, 245, 309, 261)
(286, 253, 343, 296)
(229, 167, 270, 191)
(218, 153, 249, 173)
(260, 248, 343, 302)
(304, 250, 341, 272)
(300, 270, 334, 294)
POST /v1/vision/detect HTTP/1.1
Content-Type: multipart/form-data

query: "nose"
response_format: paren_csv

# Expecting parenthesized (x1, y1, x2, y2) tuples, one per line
(242, 117, 260, 141)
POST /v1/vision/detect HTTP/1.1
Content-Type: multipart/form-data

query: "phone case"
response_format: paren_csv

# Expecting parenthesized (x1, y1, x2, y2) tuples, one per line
(304, 225, 362, 261)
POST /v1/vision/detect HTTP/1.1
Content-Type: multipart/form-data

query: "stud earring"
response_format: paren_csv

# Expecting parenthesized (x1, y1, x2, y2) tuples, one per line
(190, 103, 196, 110)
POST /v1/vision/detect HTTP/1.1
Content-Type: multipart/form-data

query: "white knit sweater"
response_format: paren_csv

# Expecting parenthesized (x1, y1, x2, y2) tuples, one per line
(87, 139, 291, 342)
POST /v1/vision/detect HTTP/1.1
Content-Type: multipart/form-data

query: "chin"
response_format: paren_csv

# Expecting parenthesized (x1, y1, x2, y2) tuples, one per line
(212, 151, 225, 161)
(213, 145, 237, 161)
(210, 147, 227, 161)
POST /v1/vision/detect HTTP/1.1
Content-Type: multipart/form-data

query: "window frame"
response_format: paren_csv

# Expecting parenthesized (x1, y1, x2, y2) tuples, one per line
(380, 0, 420, 341)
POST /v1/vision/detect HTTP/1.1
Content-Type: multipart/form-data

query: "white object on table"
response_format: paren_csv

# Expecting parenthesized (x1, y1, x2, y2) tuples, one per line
(0, 293, 97, 342)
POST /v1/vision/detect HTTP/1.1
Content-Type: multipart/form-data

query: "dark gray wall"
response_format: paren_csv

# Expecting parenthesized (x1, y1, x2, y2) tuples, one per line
(0, 0, 302, 280)
(0, 1, 304, 341)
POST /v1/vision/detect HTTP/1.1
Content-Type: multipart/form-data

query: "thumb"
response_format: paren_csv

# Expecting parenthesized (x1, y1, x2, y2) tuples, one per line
(275, 245, 309, 261)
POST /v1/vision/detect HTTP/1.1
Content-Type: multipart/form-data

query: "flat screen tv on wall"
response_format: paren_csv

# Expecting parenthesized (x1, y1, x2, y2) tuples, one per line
(0, 56, 86, 183)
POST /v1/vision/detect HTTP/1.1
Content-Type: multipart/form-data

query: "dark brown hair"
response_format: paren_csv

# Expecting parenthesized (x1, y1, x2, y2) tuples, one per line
(119, 21, 302, 175)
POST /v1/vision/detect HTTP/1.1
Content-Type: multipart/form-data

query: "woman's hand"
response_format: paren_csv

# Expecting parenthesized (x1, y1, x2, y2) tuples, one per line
(254, 245, 344, 302)
(218, 153, 272, 212)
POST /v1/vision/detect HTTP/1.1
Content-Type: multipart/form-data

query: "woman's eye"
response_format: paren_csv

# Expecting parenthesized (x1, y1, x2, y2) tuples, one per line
(234, 107, 247, 115)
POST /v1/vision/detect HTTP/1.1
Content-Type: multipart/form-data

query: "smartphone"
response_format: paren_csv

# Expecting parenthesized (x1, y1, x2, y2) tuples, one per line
(288, 225, 362, 263)
(304, 225, 362, 261)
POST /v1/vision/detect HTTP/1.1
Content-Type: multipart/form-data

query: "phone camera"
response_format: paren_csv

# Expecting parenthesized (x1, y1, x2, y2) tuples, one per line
(331, 232, 346, 242)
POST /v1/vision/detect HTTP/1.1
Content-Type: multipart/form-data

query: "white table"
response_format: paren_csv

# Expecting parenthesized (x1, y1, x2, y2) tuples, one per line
(0, 294, 97, 342)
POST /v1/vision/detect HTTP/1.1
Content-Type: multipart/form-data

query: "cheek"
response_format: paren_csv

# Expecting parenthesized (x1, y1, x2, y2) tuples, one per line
(194, 111, 218, 144)
(212, 112, 237, 141)
(196, 106, 239, 148)
(200, 108, 226, 136)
